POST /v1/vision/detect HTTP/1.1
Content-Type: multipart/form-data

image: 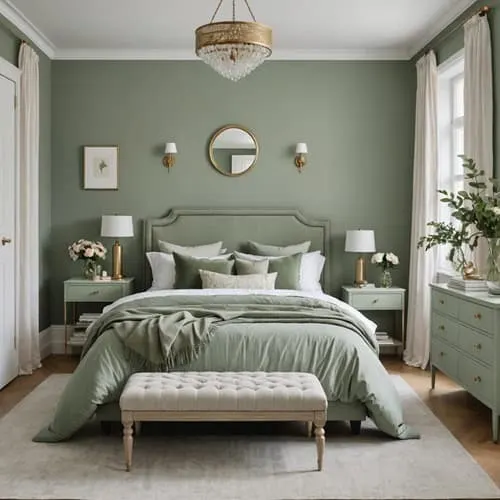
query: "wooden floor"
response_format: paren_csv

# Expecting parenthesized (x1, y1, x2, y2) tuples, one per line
(1, 355, 499, 486)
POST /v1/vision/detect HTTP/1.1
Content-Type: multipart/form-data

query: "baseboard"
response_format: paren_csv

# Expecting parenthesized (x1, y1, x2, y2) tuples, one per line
(39, 327, 52, 360)
(39, 325, 66, 357)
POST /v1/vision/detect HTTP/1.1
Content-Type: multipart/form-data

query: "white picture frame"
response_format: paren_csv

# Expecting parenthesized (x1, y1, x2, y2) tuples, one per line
(83, 146, 119, 190)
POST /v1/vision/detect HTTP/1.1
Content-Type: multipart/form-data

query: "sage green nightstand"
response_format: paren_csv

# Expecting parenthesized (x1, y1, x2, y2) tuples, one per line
(341, 286, 406, 355)
(63, 277, 135, 352)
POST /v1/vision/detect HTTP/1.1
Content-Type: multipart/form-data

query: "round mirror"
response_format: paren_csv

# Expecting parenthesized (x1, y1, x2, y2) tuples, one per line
(209, 125, 258, 177)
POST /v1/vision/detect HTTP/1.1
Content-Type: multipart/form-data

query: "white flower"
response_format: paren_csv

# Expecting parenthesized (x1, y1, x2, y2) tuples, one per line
(84, 247, 94, 258)
(491, 206, 500, 216)
(371, 253, 384, 264)
(386, 252, 399, 265)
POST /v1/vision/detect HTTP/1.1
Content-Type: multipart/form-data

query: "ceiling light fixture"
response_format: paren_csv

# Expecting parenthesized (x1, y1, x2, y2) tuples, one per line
(195, 0, 272, 82)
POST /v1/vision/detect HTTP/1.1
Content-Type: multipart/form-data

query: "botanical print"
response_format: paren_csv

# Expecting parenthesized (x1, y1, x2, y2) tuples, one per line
(83, 146, 118, 189)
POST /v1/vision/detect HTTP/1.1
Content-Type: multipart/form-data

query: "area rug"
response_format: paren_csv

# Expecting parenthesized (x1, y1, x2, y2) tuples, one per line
(0, 375, 499, 500)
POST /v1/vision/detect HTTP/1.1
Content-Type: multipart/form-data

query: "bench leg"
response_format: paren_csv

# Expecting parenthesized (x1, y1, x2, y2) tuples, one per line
(306, 421, 313, 438)
(314, 426, 325, 471)
(123, 418, 134, 472)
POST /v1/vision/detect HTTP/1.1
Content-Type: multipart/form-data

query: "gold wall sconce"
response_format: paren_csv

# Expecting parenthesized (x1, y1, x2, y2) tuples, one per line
(163, 142, 178, 170)
(294, 143, 308, 172)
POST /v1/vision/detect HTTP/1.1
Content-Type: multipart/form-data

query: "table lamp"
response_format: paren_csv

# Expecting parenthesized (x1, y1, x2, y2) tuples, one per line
(345, 230, 376, 287)
(101, 215, 134, 280)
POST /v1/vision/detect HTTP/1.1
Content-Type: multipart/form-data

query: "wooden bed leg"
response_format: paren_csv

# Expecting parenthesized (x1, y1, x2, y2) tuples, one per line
(314, 426, 325, 471)
(350, 420, 362, 435)
(122, 418, 134, 472)
(100, 421, 112, 435)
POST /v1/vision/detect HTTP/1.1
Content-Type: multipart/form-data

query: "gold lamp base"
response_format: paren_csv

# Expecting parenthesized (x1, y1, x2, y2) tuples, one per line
(353, 256, 368, 287)
(112, 240, 123, 280)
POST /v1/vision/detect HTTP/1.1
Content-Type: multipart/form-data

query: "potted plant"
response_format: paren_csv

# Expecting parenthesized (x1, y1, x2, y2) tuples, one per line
(371, 252, 399, 288)
(68, 239, 107, 279)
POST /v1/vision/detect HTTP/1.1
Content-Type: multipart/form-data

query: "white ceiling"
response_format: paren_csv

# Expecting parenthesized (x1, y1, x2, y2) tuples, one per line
(1, 0, 477, 60)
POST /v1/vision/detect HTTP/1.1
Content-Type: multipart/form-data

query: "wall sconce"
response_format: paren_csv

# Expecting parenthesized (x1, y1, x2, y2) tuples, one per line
(162, 142, 178, 170)
(294, 143, 308, 172)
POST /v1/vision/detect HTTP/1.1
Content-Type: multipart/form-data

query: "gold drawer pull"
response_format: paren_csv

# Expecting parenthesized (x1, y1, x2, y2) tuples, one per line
(474, 313, 482, 320)
(439, 351, 445, 357)
(474, 376, 482, 383)
(89, 290, 99, 296)
(372, 299, 379, 304)
(473, 343, 482, 350)
(438, 325, 445, 331)
(439, 299, 444, 305)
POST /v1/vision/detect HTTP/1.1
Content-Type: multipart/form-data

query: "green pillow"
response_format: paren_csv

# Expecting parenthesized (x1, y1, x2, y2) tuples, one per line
(173, 252, 234, 289)
(235, 258, 269, 275)
(268, 254, 302, 289)
(246, 240, 311, 257)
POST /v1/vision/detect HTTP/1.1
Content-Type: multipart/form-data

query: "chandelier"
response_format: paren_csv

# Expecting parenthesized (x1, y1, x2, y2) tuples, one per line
(195, 0, 272, 82)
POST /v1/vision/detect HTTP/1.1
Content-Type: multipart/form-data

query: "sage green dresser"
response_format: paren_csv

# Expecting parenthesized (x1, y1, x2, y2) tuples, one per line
(430, 283, 500, 442)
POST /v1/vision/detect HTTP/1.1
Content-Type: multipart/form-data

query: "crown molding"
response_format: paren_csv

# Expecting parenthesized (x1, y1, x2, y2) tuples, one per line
(0, 0, 55, 58)
(408, 0, 477, 58)
(54, 47, 410, 61)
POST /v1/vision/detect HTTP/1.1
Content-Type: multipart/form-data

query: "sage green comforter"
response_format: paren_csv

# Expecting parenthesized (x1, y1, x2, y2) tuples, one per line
(34, 293, 419, 442)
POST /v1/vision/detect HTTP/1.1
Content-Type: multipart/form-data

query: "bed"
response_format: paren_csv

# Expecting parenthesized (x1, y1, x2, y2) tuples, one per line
(34, 208, 418, 442)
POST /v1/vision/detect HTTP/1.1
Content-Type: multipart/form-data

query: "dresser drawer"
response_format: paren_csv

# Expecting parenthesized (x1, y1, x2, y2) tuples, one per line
(432, 291, 459, 318)
(458, 355, 493, 406)
(351, 292, 403, 310)
(458, 302, 494, 335)
(458, 326, 493, 366)
(431, 312, 459, 345)
(431, 339, 459, 380)
(65, 284, 125, 302)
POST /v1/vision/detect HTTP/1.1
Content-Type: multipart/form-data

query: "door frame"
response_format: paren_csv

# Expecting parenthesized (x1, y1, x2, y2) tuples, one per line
(0, 55, 20, 367)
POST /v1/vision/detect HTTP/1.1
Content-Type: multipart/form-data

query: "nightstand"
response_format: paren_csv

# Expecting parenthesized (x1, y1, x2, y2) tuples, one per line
(341, 286, 406, 355)
(63, 277, 135, 352)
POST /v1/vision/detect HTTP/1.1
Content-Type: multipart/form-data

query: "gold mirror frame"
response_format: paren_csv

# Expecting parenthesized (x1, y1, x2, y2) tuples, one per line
(209, 125, 259, 177)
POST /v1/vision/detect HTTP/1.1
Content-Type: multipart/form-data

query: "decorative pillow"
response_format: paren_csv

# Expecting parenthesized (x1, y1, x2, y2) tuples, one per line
(173, 252, 234, 289)
(234, 250, 324, 292)
(246, 240, 311, 257)
(158, 240, 224, 257)
(235, 258, 269, 275)
(147, 252, 231, 290)
(199, 270, 277, 290)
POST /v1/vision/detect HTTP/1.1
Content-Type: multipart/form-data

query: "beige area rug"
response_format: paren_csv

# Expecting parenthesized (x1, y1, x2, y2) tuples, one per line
(0, 375, 499, 500)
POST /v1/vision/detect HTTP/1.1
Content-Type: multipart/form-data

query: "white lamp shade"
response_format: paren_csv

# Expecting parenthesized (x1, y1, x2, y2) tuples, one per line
(165, 142, 177, 154)
(345, 230, 376, 253)
(101, 215, 134, 238)
(296, 142, 308, 154)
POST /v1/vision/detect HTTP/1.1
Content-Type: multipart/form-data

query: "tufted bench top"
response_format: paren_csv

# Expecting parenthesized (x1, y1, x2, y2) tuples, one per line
(120, 372, 327, 412)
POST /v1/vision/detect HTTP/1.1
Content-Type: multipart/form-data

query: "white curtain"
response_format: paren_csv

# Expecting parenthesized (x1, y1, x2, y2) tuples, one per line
(404, 51, 438, 370)
(17, 43, 41, 374)
(464, 14, 493, 274)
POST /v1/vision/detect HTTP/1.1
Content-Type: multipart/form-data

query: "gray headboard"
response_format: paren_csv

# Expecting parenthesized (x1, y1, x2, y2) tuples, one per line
(144, 208, 331, 290)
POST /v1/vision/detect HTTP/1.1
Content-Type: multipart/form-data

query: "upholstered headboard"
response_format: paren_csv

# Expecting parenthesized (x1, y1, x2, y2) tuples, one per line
(144, 208, 331, 290)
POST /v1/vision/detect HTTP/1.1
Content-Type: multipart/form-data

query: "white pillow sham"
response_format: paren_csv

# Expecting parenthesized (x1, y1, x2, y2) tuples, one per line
(234, 250, 325, 292)
(147, 252, 232, 290)
(199, 269, 277, 290)
(158, 240, 224, 257)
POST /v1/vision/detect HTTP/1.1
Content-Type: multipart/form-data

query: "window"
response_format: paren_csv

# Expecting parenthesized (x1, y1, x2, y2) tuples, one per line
(437, 50, 465, 273)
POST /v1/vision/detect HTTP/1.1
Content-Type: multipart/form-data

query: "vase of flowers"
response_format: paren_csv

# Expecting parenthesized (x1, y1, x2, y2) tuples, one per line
(371, 252, 399, 288)
(418, 156, 500, 292)
(68, 239, 107, 280)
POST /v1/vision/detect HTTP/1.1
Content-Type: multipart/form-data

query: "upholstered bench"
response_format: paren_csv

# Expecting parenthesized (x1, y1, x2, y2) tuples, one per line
(120, 372, 328, 472)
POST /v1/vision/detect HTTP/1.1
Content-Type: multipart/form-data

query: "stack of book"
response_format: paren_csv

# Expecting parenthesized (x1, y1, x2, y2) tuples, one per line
(448, 277, 488, 293)
(69, 312, 101, 347)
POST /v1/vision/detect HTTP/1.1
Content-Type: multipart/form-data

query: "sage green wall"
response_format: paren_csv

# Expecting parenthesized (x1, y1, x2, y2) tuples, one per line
(416, 0, 499, 177)
(50, 60, 415, 323)
(0, 18, 52, 330)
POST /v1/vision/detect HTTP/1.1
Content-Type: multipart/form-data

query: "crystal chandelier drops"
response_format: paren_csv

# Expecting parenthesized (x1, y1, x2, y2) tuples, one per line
(195, 0, 272, 82)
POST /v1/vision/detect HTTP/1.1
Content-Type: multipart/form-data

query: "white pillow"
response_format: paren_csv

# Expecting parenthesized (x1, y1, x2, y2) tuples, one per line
(234, 250, 325, 292)
(158, 240, 224, 257)
(147, 252, 232, 290)
(199, 270, 277, 290)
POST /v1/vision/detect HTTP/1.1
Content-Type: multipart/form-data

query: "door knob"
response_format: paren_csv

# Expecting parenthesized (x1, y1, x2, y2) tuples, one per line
(1, 237, 12, 246)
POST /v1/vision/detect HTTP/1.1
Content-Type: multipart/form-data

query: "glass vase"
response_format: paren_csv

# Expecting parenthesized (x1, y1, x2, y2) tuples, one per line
(486, 238, 500, 295)
(82, 259, 98, 280)
(379, 269, 392, 288)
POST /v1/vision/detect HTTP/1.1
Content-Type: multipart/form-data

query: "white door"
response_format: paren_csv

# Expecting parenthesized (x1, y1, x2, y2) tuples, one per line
(0, 73, 17, 389)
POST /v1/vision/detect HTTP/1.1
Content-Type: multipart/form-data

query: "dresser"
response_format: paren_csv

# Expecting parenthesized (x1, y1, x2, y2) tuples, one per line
(430, 283, 500, 442)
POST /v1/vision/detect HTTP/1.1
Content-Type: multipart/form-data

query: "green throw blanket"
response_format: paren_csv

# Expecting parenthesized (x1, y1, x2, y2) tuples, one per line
(34, 293, 419, 442)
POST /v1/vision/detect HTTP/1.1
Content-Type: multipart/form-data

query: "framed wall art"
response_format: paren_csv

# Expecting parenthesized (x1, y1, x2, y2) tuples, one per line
(83, 146, 119, 190)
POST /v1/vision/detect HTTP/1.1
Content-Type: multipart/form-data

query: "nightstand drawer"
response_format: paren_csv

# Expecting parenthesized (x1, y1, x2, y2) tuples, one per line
(351, 292, 403, 310)
(458, 326, 493, 366)
(458, 302, 494, 335)
(458, 355, 493, 406)
(431, 339, 459, 379)
(432, 291, 459, 319)
(65, 284, 125, 302)
(431, 312, 458, 345)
